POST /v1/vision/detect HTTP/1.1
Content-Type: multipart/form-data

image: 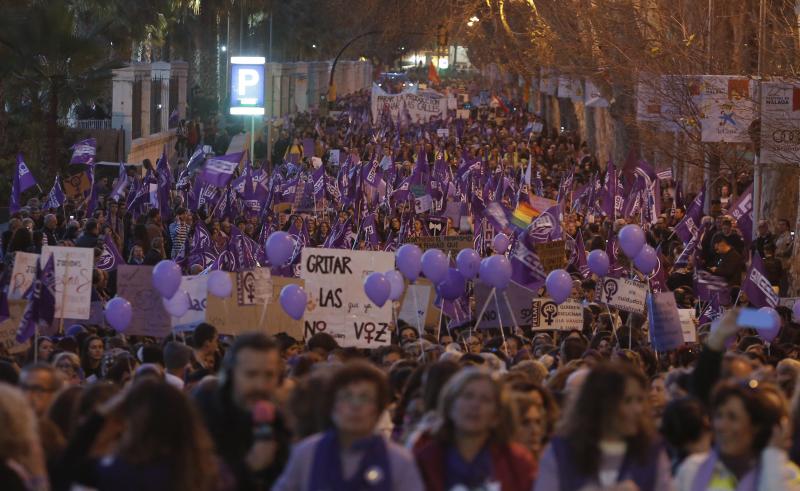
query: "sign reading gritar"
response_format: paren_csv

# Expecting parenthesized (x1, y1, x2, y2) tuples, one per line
(760, 80, 800, 165)
(596, 277, 648, 314)
(300, 249, 394, 349)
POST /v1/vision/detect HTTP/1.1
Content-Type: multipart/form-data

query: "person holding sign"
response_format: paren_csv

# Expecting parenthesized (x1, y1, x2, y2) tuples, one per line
(273, 361, 424, 491)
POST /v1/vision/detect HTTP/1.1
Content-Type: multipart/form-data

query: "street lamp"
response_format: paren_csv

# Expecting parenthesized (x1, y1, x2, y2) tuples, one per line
(221, 45, 227, 52)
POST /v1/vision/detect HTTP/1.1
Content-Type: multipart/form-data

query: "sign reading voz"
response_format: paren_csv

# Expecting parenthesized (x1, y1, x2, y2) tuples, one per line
(230, 56, 265, 116)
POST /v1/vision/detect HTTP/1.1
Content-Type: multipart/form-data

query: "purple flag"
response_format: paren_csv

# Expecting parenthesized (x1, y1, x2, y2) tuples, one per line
(729, 184, 753, 247)
(674, 183, 706, 244)
(187, 222, 217, 269)
(698, 292, 723, 325)
(312, 165, 326, 200)
(156, 147, 173, 222)
(186, 146, 206, 174)
(362, 213, 380, 248)
(695, 270, 731, 305)
(69, 138, 96, 165)
(510, 236, 546, 292)
(44, 174, 66, 210)
(198, 157, 238, 188)
(574, 232, 590, 279)
(110, 162, 129, 202)
(15, 255, 55, 343)
(523, 205, 562, 244)
(16, 154, 38, 193)
(96, 234, 124, 271)
(741, 253, 779, 308)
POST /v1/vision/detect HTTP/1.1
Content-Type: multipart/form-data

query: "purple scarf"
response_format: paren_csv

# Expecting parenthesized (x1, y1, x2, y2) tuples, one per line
(309, 430, 392, 491)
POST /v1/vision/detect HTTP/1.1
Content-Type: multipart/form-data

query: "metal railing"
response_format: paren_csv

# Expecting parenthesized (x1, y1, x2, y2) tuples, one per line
(57, 118, 112, 130)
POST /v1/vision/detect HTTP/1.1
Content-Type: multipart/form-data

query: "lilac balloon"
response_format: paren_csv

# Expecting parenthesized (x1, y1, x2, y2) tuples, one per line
(758, 307, 781, 343)
(364, 272, 391, 307)
(280, 284, 307, 321)
(479, 255, 512, 290)
(266, 231, 295, 266)
(546, 269, 572, 304)
(587, 250, 610, 277)
(385, 270, 405, 301)
(152, 260, 181, 299)
(456, 248, 481, 279)
(492, 233, 510, 253)
(162, 290, 190, 317)
(618, 224, 646, 258)
(437, 268, 467, 300)
(396, 244, 423, 282)
(793, 300, 800, 321)
(105, 297, 132, 333)
(207, 270, 232, 298)
(633, 245, 658, 274)
(421, 249, 449, 284)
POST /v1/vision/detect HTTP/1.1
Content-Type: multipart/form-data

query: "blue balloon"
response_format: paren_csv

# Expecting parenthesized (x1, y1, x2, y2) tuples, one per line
(587, 250, 610, 277)
(421, 249, 449, 284)
(437, 268, 467, 300)
(280, 284, 307, 320)
(364, 272, 391, 307)
(384, 270, 405, 301)
(456, 248, 481, 279)
(479, 255, 512, 290)
(396, 244, 423, 282)
(633, 245, 658, 274)
(546, 269, 572, 304)
(266, 231, 295, 266)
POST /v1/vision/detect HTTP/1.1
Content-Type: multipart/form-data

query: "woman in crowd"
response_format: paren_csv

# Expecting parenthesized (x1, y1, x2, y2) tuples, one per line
(534, 362, 673, 491)
(0, 383, 49, 491)
(53, 352, 83, 386)
(57, 378, 218, 491)
(414, 368, 536, 491)
(274, 361, 424, 490)
(80, 335, 104, 380)
(676, 381, 800, 490)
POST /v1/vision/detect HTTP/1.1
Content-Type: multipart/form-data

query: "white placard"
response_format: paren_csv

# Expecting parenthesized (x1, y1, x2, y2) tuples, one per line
(172, 275, 208, 332)
(301, 248, 394, 348)
(437, 128, 450, 137)
(399, 284, 431, 330)
(41, 246, 93, 320)
(456, 109, 471, 120)
(596, 277, 648, 314)
(9, 252, 39, 300)
(530, 298, 584, 331)
(678, 309, 697, 343)
(760, 80, 800, 165)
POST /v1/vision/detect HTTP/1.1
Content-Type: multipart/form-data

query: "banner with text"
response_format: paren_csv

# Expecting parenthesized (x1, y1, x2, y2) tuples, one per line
(596, 277, 648, 314)
(41, 246, 93, 320)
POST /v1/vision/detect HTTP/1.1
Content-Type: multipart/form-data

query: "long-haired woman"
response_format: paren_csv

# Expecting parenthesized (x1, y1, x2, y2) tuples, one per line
(0, 383, 49, 491)
(414, 368, 536, 491)
(534, 362, 673, 491)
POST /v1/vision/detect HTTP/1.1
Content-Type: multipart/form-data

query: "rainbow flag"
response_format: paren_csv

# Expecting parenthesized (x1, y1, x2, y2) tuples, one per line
(510, 201, 539, 230)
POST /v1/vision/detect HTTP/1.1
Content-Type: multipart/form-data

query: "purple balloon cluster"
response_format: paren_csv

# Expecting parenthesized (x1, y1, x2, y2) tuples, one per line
(152, 259, 191, 319)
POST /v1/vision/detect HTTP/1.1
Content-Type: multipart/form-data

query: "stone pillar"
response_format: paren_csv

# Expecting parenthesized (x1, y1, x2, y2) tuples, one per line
(293, 62, 309, 112)
(170, 61, 189, 121)
(136, 64, 151, 137)
(112, 66, 135, 157)
(152, 61, 171, 134)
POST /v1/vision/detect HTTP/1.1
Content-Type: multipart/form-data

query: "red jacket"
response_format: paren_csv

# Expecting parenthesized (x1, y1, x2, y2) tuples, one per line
(414, 439, 536, 491)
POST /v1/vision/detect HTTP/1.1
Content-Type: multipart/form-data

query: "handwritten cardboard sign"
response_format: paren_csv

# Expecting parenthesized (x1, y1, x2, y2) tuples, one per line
(116, 265, 172, 337)
(206, 272, 304, 339)
(596, 277, 648, 314)
(301, 248, 394, 348)
(8, 252, 39, 301)
(42, 246, 93, 320)
(536, 240, 566, 273)
(407, 235, 473, 257)
(0, 300, 30, 354)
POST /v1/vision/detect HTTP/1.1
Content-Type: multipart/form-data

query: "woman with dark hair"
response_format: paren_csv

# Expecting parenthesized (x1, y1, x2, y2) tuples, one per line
(80, 335, 104, 380)
(414, 368, 535, 491)
(8, 226, 35, 254)
(677, 381, 798, 490)
(535, 362, 673, 490)
(56, 379, 218, 491)
(26, 337, 55, 364)
(274, 361, 424, 490)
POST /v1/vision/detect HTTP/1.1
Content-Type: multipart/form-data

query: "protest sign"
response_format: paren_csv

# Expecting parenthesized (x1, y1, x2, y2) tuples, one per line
(116, 265, 172, 337)
(437, 128, 450, 137)
(0, 300, 29, 354)
(456, 109, 471, 120)
(648, 292, 685, 351)
(536, 240, 566, 273)
(760, 80, 800, 165)
(237, 269, 272, 306)
(699, 76, 755, 143)
(475, 282, 533, 329)
(301, 248, 394, 348)
(399, 283, 431, 330)
(172, 275, 208, 332)
(329, 149, 340, 165)
(62, 172, 92, 199)
(596, 277, 648, 314)
(41, 246, 93, 320)
(206, 271, 304, 339)
(406, 235, 473, 257)
(530, 298, 584, 330)
(9, 252, 39, 300)
(678, 309, 697, 343)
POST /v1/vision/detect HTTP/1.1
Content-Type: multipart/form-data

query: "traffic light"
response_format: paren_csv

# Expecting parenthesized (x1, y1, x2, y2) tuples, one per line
(437, 24, 448, 48)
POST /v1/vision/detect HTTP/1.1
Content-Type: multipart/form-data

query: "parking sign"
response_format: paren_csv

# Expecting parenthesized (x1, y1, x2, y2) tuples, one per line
(230, 56, 265, 115)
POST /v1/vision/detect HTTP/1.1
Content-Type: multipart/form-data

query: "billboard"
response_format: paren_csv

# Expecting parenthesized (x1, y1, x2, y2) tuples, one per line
(230, 56, 265, 116)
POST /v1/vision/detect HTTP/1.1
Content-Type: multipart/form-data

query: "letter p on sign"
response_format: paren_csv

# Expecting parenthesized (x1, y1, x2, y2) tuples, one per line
(237, 69, 260, 104)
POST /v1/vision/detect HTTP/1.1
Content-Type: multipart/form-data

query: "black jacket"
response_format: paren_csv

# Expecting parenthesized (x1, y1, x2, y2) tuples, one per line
(193, 380, 290, 491)
(75, 232, 99, 249)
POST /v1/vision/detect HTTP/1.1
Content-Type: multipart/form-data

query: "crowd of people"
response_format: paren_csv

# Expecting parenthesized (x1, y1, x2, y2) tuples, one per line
(2, 76, 800, 491)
